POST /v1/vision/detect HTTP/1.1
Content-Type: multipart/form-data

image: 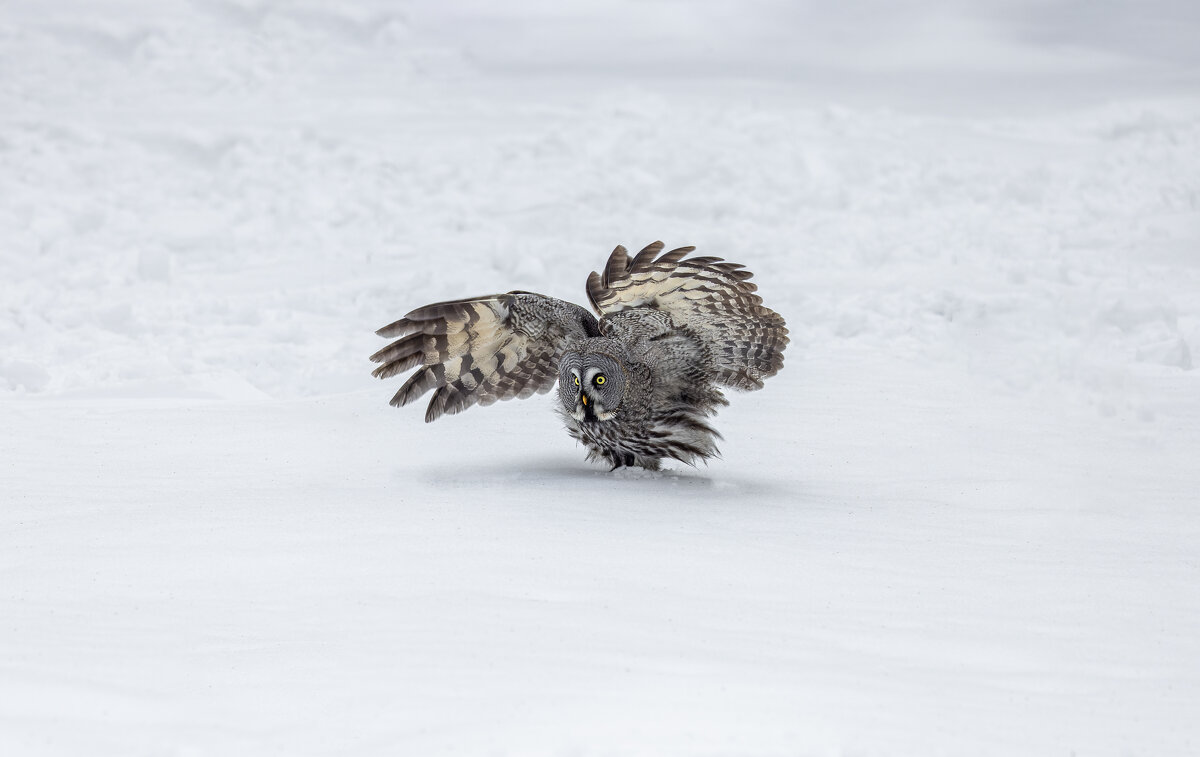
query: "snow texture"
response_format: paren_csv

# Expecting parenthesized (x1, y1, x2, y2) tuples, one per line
(2, 1, 1199, 755)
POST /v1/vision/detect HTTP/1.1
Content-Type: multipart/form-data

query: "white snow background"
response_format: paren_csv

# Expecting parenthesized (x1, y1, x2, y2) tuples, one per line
(2, 1, 1199, 755)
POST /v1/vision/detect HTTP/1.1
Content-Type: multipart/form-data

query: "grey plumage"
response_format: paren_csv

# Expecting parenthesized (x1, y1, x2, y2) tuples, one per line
(370, 242, 788, 469)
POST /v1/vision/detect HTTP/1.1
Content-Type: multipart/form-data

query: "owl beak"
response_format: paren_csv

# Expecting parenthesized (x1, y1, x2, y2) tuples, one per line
(581, 394, 588, 406)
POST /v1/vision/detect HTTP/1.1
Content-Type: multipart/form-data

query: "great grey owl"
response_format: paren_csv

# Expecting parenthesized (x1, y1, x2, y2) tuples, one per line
(370, 242, 788, 470)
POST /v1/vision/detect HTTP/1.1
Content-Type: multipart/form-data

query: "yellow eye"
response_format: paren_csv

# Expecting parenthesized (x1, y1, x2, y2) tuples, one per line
(594, 375, 606, 385)
(573, 376, 580, 386)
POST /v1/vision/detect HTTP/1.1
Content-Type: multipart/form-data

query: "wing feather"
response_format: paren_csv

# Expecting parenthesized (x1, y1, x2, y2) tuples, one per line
(371, 292, 599, 422)
(629, 242, 663, 274)
(586, 242, 788, 390)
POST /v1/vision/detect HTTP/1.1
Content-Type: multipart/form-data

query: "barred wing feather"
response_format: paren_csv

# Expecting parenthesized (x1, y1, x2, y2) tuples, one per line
(371, 292, 599, 422)
(586, 242, 788, 390)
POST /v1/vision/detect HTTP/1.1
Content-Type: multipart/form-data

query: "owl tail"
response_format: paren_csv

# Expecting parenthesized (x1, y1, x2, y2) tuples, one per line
(586, 242, 789, 391)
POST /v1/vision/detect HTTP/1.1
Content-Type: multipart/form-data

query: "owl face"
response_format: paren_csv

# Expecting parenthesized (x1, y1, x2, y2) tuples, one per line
(558, 351, 624, 422)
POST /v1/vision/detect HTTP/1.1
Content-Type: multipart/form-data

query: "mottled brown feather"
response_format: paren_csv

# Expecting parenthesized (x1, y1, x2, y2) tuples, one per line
(371, 291, 599, 422)
(586, 241, 788, 390)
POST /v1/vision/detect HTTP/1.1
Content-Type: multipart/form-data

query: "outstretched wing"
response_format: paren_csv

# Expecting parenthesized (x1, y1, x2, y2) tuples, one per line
(371, 292, 599, 422)
(586, 242, 788, 390)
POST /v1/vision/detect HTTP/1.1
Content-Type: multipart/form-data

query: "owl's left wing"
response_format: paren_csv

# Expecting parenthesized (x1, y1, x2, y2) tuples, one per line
(587, 242, 788, 390)
(371, 292, 599, 422)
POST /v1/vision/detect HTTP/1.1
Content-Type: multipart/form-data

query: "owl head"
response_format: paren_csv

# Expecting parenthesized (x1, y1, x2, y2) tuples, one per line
(557, 349, 625, 422)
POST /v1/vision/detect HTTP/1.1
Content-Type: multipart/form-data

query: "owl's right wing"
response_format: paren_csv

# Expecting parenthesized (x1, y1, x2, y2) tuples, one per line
(586, 241, 788, 390)
(371, 292, 599, 422)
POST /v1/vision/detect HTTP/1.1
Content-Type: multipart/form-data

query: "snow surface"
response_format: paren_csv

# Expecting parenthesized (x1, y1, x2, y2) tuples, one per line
(3, 1, 1200, 755)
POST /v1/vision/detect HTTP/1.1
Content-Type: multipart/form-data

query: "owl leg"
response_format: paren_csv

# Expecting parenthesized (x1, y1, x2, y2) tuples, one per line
(627, 453, 661, 471)
(608, 451, 631, 471)
(607, 451, 648, 471)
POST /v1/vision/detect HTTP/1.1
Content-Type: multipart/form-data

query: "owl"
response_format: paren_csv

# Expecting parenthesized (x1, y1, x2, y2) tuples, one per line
(370, 242, 788, 470)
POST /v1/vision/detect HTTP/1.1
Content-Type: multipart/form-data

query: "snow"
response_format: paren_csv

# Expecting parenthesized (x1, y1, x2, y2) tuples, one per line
(3, 1, 1200, 755)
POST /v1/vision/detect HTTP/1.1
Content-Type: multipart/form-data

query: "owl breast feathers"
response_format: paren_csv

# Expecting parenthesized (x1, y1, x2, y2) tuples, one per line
(370, 242, 788, 470)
